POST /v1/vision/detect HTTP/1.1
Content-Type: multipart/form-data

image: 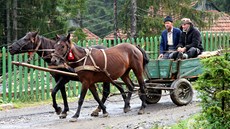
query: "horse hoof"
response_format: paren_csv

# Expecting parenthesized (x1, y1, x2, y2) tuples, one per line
(69, 117, 77, 122)
(138, 109, 144, 115)
(124, 107, 131, 113)
(103, 112, 109, 117)
(59, 113, 67, 119)
(91, 111, 99, 117)
(56, 107, 62, 115)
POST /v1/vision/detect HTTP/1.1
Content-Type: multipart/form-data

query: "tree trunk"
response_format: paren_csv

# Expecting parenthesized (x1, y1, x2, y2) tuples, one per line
(130, 0, 137, 39)
(13, 0, 17, 41)
(6, 0, 11, 45)
(114, 0, 117, 40)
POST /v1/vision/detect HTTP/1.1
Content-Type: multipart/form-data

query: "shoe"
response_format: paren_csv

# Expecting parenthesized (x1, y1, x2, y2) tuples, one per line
(182, 53, 188, 59)
(177, 52, 183, 59)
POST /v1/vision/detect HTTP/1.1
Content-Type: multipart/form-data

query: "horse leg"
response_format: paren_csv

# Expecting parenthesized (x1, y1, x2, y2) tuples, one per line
(51, 77, 63, 115)
(91, 82, 110, 116)
(121, 72, 134, 113)
(69, 84, 88, 122)
(89, 84, 108, 117)
(59, 79, 70, 119)
(134, 73, 147, 115)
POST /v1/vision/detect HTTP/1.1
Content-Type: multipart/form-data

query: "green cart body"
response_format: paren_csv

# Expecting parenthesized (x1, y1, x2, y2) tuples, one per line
(144, 58, 203, 106)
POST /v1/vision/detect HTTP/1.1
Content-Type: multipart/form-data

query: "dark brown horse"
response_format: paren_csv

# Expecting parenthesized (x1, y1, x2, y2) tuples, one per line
(8, 32, 128, 118)
(51, 33, 149, 122)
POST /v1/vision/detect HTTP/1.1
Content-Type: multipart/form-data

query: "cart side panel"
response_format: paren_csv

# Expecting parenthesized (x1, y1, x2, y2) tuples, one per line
(178, 58, 203, 78)
(146, 59, 173, 79)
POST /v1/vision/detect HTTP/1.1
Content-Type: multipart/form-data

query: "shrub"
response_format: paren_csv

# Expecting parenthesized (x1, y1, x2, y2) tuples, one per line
(195, 52, 230, 129)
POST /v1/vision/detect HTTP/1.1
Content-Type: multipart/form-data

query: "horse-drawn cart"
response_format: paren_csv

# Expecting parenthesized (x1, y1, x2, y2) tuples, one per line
(12, 57, 202, 107)
(144, 58, 202, 106)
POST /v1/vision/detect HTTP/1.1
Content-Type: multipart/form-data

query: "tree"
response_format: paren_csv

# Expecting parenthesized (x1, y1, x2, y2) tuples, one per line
(0, 0, 67, 49)
(211, 0, 230, 13)
(118, 0, 215, 37)
(196, 53, 230, 128)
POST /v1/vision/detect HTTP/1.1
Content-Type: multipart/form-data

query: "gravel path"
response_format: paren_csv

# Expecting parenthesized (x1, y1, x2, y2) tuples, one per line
(0, 91, 201, 129)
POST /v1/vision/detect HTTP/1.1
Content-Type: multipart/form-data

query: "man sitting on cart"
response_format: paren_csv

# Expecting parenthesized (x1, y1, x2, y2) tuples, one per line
(159, 16, 182, 59)
(172, 18, 204, 59)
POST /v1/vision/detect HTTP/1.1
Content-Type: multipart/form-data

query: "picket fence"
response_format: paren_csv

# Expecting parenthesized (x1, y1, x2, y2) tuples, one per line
(1, 32, 229, 102)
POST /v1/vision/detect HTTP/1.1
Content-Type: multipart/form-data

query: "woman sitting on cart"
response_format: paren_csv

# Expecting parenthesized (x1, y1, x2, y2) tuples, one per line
(172, 18, 204, 60)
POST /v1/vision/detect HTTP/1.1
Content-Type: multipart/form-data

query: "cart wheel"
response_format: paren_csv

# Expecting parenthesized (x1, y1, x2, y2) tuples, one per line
(170, 78, 193, 106)
(146, 88, 162, 104)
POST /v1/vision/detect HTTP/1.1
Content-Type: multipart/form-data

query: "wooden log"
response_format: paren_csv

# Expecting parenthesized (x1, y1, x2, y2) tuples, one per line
(11, 61, 79, 77)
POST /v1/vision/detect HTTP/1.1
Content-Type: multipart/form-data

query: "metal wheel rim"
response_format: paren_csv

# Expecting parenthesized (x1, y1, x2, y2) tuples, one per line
(176, 82, 192, 101)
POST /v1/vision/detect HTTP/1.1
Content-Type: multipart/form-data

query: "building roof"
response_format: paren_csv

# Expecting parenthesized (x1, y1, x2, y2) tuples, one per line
(82, 28, 101, 41)
(147, 1, 230, 33)
(202, 13, 230, 32)
(103, 29, 128, 40)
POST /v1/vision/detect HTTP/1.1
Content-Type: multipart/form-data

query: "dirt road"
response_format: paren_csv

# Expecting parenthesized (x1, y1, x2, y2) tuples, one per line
(0, 91, 201, 129)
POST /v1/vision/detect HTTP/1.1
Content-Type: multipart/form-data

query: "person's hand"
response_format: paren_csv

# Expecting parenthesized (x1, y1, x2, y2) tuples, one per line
(177, 47, 182, 52)
(158, 54, 163, 59)
(181, 47, 186, 52)
(177, 47, 186, 52)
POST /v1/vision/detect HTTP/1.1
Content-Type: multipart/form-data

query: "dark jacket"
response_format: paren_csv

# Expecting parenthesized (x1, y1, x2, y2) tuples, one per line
(160, 27, 181, 54)
(177, 25, 204, 52)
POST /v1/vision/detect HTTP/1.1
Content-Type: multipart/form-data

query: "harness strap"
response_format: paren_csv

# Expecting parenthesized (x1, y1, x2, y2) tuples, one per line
(100, 49, 107, 71)
(27, 39, 42, 63)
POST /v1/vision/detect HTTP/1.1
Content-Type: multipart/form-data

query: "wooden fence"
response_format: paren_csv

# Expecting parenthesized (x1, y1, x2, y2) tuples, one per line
(1, 32, 229, 102)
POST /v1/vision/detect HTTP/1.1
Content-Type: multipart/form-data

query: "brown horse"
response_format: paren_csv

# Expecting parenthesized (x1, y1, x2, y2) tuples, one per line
(8, 32, 128, 118)
(51, 33, 149, 122)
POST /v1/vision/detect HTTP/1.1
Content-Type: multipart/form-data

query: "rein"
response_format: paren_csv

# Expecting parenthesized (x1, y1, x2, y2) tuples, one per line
(27, 39, 42, 63)
(26, 36, 54, 63)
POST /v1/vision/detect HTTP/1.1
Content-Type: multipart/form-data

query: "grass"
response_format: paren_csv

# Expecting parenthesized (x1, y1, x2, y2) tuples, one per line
(148, 114, 207, 129)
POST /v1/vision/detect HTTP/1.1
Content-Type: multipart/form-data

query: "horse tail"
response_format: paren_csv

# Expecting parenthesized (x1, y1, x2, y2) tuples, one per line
(136, 45, 149, 67)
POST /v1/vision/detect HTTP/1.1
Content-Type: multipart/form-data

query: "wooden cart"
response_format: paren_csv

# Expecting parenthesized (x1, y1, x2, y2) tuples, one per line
(144, 58, 203, 106)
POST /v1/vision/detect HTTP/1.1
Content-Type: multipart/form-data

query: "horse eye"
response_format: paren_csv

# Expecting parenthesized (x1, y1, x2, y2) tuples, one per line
(62, 46, 64, 48)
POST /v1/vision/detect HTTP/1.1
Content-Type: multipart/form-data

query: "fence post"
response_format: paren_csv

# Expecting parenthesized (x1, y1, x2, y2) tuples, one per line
(40, 58, 45, 100)
(150, 37, 154, 59)
(7, 51, 12, 101)
(13, 55, 18, 100)
(24, 53, 28, 100)
(154, 37, 158, 59)
(103, 39, 107, 47)
(45, 63, 50, 99)
(219, 32, 222, 49)
(201, 32, 205, 50)
(108, 40, 112, 48)
(2, 47, 6, 101)
(205, 32, 209, 51)
(29, 57, 34, 100)
(35, 54, 39, 101)
(136, 38, 140, 46)
(18, 54, 23, 98)
(117, 38, 121, 44)
(145, 37, 150, 57)
(88, 40, 92, 47)
(210, 32, 213, 51)
(214, 32, 218, 50)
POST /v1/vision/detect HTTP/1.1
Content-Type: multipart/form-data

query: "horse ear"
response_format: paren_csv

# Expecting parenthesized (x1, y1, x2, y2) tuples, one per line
(67, 33, 71, 40)
(67, 33, 72, 44)
(55, 34, 60, 40)
(30, 31, 39, 43)
(34, 31, 39, 37)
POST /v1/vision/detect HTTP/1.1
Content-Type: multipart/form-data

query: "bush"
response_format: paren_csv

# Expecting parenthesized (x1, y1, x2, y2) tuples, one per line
(195, 52, 230, 129)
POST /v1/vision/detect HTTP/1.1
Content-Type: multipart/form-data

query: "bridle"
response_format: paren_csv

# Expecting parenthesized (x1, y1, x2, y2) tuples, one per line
(14, 34, 54, 62)
(51, 40, 72, 63)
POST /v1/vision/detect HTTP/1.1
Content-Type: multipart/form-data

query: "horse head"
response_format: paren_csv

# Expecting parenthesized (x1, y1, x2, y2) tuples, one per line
(51, 33, 72, 65)
(9, 31, 39, 55)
